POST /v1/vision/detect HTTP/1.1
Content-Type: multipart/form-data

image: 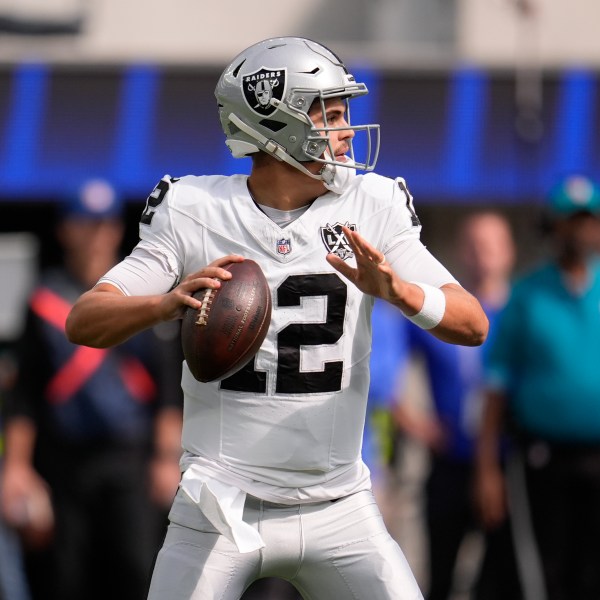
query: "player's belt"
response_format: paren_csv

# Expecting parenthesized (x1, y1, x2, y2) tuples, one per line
(30, 286, 155, 405)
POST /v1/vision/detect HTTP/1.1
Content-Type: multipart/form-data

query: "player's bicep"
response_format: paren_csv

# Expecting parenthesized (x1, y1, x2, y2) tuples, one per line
(387, 238, 458, 288)
(99, 245, 179, 296)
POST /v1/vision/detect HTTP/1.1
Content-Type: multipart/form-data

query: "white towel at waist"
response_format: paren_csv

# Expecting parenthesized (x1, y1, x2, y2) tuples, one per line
(179, 464, 265, 554)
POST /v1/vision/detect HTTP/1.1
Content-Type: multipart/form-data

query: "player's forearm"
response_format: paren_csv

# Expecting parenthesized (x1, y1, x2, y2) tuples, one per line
(431, 284, 489, 346)
(66, 288, 165, 348)
(391, 282, 488, 346)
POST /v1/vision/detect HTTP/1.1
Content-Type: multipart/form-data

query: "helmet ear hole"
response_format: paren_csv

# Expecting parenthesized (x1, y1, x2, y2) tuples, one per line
(226, 121, 241, 136)
(302, 138, 328, 159)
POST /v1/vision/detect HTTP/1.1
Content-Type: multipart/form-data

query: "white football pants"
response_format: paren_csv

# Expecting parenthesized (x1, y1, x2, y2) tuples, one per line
(147, 489, 423, 600)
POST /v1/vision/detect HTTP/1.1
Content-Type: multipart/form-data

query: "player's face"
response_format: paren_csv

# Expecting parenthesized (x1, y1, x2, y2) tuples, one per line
(308, 97, 354, 164)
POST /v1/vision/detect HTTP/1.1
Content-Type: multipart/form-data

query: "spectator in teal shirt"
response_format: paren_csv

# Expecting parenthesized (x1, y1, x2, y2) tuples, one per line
(476, 174, 600, 600)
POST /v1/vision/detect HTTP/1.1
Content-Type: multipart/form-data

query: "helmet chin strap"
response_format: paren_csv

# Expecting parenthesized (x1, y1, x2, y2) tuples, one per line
(228, 112, 336, 184)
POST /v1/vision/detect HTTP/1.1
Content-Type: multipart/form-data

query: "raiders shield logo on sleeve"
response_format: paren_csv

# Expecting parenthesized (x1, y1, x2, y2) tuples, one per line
(320, 222, 356, 260)
(242, 67, 287, 117)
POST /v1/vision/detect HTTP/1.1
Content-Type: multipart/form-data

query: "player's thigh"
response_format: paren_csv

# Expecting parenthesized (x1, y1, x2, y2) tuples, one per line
(147, 522, 259, 600)
(296, 490, 423, 600)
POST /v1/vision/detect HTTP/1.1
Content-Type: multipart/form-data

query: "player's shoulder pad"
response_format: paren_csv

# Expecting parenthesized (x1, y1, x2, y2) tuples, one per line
(393, 176, 421, 227)
(140, 174, 229, 227)
(356, 172, 397, 201)
(357, 173, 421, 227)
(140, 174, 180, 227)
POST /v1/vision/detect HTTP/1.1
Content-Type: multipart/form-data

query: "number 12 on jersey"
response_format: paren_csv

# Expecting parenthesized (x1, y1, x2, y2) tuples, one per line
(221, 273, 347, 395)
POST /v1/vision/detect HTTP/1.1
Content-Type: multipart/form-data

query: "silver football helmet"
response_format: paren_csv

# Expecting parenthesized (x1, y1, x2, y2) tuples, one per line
(214, 37, 380, 184)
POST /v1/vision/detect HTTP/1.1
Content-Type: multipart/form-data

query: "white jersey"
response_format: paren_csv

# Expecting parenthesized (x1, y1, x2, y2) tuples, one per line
(101, 172, 447, 504)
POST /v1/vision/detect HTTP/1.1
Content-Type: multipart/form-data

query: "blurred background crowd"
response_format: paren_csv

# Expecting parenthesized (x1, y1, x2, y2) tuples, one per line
(1, 1, 600, 599)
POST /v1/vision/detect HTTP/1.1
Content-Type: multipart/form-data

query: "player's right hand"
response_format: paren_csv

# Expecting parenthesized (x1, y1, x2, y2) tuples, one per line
(67, 255, 246, 347)
(159, 254, 245, 320)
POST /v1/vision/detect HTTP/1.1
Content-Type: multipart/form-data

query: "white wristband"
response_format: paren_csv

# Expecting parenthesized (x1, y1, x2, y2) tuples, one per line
(403, 282, 446, 330)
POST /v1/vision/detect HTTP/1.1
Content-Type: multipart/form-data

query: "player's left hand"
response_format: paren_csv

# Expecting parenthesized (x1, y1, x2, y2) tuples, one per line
(326, 226, 405, 302)
(329, 227, 488, 347)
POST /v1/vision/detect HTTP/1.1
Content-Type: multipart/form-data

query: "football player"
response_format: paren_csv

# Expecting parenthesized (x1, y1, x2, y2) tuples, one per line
(66, 37, 488, 600)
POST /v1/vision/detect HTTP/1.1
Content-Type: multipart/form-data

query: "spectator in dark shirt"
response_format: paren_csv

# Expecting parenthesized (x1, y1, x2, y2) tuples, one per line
(0, 179, 183, 600)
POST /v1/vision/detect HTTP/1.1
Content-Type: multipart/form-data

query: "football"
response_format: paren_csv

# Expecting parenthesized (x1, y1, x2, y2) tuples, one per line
(181, 259, 272, 382)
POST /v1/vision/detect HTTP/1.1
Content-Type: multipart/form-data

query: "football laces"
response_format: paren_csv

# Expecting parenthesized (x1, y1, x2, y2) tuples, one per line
(195, 288, 217, 326)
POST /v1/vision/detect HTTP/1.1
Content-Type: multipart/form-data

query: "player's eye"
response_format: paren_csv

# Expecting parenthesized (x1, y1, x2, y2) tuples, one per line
(326, 111, 343, 125)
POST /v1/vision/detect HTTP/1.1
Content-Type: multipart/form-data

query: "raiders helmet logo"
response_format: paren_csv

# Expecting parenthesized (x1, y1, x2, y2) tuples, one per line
(320, 222, 356, 260)
(242, 67, 286, 116)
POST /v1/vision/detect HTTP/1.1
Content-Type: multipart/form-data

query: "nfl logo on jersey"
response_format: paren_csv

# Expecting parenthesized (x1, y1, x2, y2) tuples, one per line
(277, 238, 291, 255)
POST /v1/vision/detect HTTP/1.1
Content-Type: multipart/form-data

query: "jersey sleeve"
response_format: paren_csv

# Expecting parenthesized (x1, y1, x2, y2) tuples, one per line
(99, 176, 186, 296)
(387, 238, 459, 288)
(377, 177, 458, 287)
